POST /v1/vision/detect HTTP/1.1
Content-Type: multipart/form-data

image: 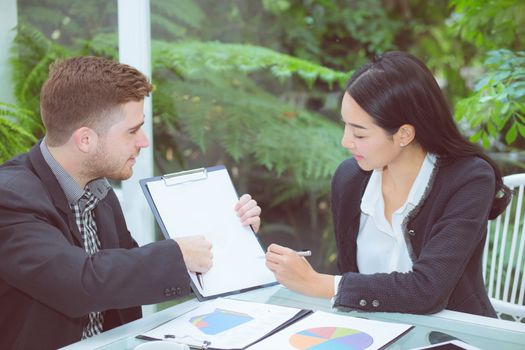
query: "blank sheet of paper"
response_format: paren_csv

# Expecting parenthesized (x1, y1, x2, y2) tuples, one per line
(145, 167, 276, 299)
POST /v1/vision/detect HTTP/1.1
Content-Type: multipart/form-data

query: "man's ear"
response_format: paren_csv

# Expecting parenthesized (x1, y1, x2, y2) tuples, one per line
(397, 124, 416, 147)
(71, 127, 98, 153)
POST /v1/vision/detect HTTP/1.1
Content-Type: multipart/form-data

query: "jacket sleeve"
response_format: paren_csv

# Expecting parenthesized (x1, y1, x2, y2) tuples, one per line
(333, 158, 495, 314)
(0, 174, 191, 318)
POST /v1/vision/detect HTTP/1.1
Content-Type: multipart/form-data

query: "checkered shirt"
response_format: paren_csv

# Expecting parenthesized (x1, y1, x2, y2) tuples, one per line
(71, 187, 104, 339)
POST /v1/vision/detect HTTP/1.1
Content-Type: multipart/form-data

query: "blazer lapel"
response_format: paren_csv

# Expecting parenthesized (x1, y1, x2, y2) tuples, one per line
(28, 143, 84, 246)
(95, 201, 119, 248)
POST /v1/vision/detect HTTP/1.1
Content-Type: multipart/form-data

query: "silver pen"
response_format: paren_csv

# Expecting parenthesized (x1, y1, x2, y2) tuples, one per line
(296, 250, 312, 257)
(258, 249, 312, 258)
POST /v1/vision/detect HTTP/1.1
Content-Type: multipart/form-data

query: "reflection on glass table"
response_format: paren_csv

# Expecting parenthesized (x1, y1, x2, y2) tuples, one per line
(61, 285, 525, 350)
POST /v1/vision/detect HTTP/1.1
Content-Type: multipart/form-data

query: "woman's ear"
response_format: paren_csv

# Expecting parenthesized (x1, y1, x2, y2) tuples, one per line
(397, 124, 415, 147)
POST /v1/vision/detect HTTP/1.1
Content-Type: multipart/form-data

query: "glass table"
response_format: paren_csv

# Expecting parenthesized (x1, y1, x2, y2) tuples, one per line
(61, 285, 525, 350)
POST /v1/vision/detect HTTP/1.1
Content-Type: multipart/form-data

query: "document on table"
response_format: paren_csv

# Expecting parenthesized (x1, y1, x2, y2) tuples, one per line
(138, 298, 413, 350)
(247, 310, 413, 350)
(140, 166, 277, 300)
(138, 298, 311, 350)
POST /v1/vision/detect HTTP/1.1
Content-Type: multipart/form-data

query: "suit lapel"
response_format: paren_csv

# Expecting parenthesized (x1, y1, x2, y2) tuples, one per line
(95, 201, 119, 248)
(28, 143, 84, 246)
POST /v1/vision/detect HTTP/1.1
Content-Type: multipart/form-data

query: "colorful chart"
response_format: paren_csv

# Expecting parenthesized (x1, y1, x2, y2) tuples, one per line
(189, 308, 253, 335)
(289, 327, 373, 350)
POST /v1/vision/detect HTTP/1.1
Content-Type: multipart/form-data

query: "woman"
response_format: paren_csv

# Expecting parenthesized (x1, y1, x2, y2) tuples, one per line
(265, 51, 510, 317)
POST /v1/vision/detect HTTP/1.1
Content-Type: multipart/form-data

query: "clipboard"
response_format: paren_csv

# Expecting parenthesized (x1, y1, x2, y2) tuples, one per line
(140, 165, 277, 301)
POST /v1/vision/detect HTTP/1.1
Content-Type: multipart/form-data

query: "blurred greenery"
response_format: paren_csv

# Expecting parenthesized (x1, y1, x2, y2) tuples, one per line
(0, 102, 38, 162)
(2, 0, 524, 278)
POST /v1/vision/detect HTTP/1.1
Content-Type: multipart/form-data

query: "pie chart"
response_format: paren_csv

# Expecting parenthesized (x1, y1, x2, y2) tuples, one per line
(289, 326, 373, 350)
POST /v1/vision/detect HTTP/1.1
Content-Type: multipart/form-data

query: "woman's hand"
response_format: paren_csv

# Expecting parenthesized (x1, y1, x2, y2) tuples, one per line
(265, 243, 334, 298)
(235, 194, 261, 233)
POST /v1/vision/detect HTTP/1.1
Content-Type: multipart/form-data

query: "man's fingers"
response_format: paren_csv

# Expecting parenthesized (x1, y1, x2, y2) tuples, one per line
(240, 205, 261, 222)
(176, 235, 215, 273)
(241, 212, 261, 226)
(237, 200, 258, 218)
(242, 217, 260, 232)
(235, 194, 252, 210)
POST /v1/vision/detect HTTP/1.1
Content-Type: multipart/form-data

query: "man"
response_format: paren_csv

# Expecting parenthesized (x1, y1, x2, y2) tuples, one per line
(0, 56, 261, 349)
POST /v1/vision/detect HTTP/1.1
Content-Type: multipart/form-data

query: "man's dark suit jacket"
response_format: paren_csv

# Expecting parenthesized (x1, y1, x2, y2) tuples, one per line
(0, 144, 191, 349)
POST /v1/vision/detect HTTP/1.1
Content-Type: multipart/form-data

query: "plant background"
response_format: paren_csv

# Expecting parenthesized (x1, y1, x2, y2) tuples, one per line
(2, 0, 524, 314)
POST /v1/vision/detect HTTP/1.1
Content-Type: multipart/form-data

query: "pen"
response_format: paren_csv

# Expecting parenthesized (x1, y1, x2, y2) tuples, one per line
(258, 250, 312, 258)
(296, 250, 312, 257)
(196, 272, 204, 289)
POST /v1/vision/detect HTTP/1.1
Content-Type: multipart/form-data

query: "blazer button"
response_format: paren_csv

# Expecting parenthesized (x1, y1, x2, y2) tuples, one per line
(176, 287, 182, 295)
(408, 229, 415, 236)
(359, 299, 367, 307)
(372, 300, 380, 307)
(164, 288, 171, 297)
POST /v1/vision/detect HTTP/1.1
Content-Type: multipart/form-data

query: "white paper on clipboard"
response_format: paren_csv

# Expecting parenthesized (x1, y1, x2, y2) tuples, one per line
(141, 166, 276, 300)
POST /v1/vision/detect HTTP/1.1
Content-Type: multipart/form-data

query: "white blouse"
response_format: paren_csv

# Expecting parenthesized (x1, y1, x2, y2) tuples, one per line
(333, 153, 436, 295)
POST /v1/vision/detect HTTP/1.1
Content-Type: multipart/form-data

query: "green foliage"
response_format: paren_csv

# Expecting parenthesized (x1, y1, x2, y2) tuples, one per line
(10, 23, 71, 136)
(449, 0, 525, 154)
(153, 40, 349, 89)
(455, 50, 525, 148)
(151, 0, 204, 37)
(17, 0, 117, 45)
(166, 74, 345, 187)
(151, 0, 206, 40)
(0, 103, 38, 163)
(256, 0, 404, 69)
(449, 0, 525, 50)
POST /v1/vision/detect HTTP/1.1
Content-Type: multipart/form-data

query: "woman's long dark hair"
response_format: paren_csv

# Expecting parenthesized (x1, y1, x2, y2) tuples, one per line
(346, 51, 510, 219)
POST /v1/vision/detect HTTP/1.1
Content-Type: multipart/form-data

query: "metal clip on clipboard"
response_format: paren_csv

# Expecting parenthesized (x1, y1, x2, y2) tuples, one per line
(163, 334, 211, 349)
(135, 335, 210, 350)
(162, 168, 208, 186)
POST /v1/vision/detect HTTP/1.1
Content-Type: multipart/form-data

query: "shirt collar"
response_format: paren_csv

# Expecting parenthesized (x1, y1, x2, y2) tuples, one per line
(360, 168, 382, 216)
(40, 139, 110, 205)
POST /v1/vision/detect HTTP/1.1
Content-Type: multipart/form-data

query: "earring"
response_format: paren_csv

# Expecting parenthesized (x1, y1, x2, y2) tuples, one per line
(400, 143, 406, 147)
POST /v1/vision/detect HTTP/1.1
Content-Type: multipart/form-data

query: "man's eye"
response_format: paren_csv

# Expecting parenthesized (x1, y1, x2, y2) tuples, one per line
(353, 135, 364, 139)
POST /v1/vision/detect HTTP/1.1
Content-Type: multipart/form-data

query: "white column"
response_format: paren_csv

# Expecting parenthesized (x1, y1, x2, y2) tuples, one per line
(117, 0, 154, 248)
(118, 0, 156, 316)
(0, 0, 17, 104)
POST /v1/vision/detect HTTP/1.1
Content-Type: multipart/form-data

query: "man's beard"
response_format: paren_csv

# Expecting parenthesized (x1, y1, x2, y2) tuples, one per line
(82, 144, 133, 182)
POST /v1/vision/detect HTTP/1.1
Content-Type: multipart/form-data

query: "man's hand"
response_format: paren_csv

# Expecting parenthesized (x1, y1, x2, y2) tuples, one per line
(175, 235, 213, 273)
(235, 194, 262, 233)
